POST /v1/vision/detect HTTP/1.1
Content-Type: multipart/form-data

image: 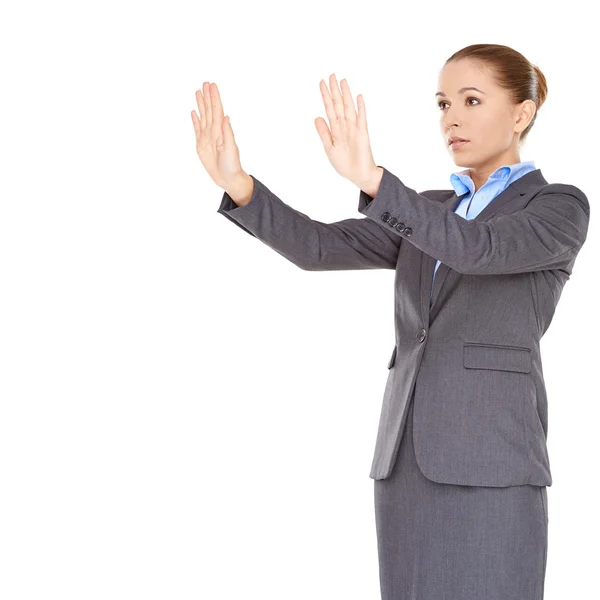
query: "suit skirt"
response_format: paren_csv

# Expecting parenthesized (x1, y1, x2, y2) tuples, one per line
(374, 389, 548, 600)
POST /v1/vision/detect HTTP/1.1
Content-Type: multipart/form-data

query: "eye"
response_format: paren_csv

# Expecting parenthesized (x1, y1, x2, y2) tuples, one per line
(438, 97, 480, 110)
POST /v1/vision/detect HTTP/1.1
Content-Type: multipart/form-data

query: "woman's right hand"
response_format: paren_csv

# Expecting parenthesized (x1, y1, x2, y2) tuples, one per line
(191, 82, 246, 191)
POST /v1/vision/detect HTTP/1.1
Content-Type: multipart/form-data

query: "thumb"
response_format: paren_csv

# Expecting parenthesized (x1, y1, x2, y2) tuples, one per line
(314, 117, 333, 153)
(224, 115, 235, 144)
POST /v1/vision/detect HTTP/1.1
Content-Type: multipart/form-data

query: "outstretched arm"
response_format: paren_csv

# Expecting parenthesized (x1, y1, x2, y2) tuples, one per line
(359, 165, 590, 275)
(217, 173, 401, 271)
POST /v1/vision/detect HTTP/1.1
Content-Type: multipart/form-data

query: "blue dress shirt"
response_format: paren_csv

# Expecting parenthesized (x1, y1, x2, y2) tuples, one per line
(431, 160, 537, 298)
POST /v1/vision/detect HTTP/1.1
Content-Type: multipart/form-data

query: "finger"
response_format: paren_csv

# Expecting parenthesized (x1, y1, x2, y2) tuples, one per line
(320, 79, 341, 138)
(328, 73, 346, 124)
(203, 81, 213, 126)
(357, 94, 367, 131)
(195, 88, 206, 130)
(211, 82, 224, 128)
(340, 79, 358, 122)
(191, 110, 200, 140)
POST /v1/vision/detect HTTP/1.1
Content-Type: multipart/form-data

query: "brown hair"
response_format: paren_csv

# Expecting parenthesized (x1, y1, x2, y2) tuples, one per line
(444, 44, 548, 145)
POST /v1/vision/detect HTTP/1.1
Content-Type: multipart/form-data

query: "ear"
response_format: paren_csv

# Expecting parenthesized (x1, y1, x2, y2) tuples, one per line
(515, 99, 537, 134)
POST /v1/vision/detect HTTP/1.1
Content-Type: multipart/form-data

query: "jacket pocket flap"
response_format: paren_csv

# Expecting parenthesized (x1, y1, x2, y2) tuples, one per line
(387, 345, 397, 369)
(463, 342, 532, 374)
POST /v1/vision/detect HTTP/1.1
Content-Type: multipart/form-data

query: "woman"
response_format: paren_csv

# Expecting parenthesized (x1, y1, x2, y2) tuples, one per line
(191, 43, 590, 600)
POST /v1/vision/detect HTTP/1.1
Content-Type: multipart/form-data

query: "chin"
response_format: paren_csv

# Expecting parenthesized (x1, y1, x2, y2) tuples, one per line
(451, 155, 469, 167)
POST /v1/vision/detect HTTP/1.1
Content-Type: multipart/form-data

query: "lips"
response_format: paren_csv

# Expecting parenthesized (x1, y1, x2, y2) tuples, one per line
(448, 136, 469, 145)
(448, 137, 470, 151)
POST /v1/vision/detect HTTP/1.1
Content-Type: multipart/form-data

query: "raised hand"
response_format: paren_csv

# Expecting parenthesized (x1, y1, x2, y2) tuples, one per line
(191, 82, 248, 191)
(314, 74, 379, 189)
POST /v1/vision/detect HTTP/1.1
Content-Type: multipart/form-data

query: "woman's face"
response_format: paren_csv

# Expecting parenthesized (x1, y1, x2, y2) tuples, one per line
(437, 58, 534, 169)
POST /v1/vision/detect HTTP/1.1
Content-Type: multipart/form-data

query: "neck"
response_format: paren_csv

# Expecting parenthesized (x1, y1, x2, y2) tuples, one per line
(467, 153, 521, 192)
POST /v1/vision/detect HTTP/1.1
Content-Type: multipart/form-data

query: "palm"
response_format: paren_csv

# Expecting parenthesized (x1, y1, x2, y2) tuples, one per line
(191, 82, 243, 189)
(315, 74, 377, 187)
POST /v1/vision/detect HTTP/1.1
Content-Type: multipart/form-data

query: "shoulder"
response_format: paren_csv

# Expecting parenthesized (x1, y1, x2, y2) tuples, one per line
(531, 182, 590, 216)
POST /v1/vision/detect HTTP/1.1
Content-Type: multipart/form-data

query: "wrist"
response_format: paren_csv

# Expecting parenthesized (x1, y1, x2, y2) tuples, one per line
(360, 166, 384, 199)
(225, 172, 254, 206)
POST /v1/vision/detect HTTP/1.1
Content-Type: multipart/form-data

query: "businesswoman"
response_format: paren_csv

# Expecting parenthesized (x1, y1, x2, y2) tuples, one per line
(192, 43, 590, 600)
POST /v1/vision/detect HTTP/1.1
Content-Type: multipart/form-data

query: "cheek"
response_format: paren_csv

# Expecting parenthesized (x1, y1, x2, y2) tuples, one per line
(481, 107, 511, 128)
(475, 113, 509, 141)
(475, 111, 495, 127)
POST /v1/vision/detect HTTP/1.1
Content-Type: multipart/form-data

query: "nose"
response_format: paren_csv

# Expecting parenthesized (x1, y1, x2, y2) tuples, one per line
(443, 113, 459, 130)
(441, 105, 461, 129)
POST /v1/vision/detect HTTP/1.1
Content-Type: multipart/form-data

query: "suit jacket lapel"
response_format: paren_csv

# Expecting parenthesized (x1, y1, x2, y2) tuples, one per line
(420, 168, 548, 321)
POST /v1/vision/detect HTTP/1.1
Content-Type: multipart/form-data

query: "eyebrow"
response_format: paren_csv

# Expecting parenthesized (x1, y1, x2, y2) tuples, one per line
(435, 87, 486, 98)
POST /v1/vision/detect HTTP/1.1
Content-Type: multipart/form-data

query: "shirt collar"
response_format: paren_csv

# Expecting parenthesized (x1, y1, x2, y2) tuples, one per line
(449, 160, 536, 197)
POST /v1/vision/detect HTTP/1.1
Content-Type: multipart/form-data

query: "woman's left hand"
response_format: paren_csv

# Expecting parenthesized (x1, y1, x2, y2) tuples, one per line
(315, 74, 379, 190)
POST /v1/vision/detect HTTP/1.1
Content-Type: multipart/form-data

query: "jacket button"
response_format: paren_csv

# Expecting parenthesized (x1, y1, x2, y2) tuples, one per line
(381, 212, 391, 222)
(417, 328, 426, 342)
(388, 216, 398, 226)
(394, 222, 406, 232)
(404, 226, 413, 236)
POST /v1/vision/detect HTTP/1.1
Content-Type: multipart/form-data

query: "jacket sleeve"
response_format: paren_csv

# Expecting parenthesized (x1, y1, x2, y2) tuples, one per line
(216, 173, 402, 271)
(358, 165, 591, 275)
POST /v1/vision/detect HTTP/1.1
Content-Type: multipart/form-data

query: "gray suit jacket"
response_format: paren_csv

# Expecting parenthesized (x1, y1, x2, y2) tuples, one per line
(217, 166, 590, 486)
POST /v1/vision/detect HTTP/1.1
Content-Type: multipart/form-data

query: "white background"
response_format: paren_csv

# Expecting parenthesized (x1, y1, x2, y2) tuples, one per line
(0, 1, 597, 598)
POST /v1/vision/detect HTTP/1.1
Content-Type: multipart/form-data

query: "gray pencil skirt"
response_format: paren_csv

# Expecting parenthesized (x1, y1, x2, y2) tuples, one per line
(374, 390, 548, 600)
